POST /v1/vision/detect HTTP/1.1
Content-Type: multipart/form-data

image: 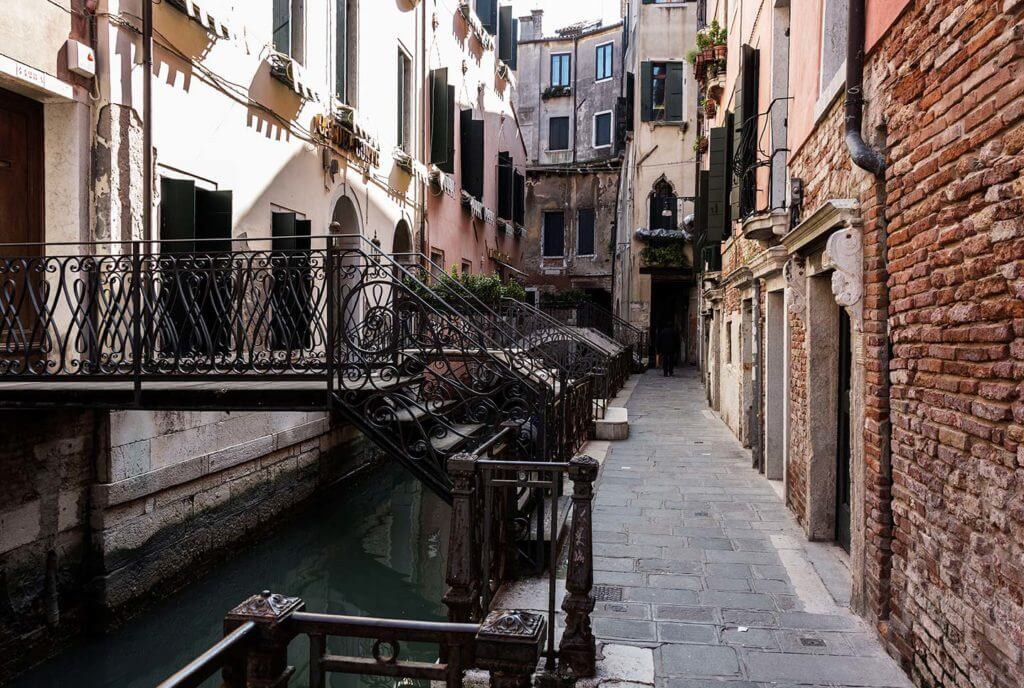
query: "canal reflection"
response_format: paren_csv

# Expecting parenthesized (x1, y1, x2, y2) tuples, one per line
(14, 463, 450, 688)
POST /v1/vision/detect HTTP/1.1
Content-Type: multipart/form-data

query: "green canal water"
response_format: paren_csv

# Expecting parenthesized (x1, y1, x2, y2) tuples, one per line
(14, 463, 450, 688)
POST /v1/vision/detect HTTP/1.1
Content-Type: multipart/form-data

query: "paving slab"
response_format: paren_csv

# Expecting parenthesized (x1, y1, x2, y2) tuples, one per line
(587, 370, 911, 687)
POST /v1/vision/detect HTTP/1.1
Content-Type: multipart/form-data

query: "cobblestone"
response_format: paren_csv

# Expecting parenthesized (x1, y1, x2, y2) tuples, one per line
(590, 371, 911, 687)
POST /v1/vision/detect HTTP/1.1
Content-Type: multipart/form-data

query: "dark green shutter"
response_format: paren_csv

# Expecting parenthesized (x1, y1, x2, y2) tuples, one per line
(498, 152, 513, 220)
(626, 72, 635, 131)
(194, 189, 232, 253)
(498, 5, 513, 63)
(732, 45, 760, 219)
(510, 19, 519, 69)
(666, 62, 684, 121)
(335, 0, 347, 101)
(578, 209, 595, 255)
(514, 171, 525, 225)
(431, 69, 455, 172)
(708, 125, 730, 242)
(476, 0, 497, 33)
(696, 170, 710, 239)
(273, 0, 290, 55)
(160, 178, 196, 253)
(460, 110, 485, 200)
(639, 62, 652, 122)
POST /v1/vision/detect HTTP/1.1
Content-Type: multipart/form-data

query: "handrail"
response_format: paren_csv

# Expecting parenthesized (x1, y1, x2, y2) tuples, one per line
(155, 621, 255, 688)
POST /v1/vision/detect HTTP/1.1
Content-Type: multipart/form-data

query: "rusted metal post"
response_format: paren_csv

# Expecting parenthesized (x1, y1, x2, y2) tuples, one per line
(224, 590, 304, 688)
(475, 610, 546, 688)
(558, 454, 599, 678)
(444, 452, 480, 623)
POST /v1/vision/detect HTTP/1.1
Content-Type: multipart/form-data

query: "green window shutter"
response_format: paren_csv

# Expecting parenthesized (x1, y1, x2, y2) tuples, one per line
(639, 62, 652, 122)
(194, 189, 232, 253)
(476, 0, 497, 33)
(335, 0, 347, 101)
(272, 0, 290, 55)
(498, 5, 513, 63)
(431, 69, 454, 172)
(509, 19, 519, 69)
(731, 82, 743, 221)
(498, 152, 513, 220)
(696, 169, 710, 239)
(514, 171, 525, 225)
(666, 62, 684, 121)
(160, 178, 196, 253)
(460, 110, 485, 200)
(707, 126, 729, 242)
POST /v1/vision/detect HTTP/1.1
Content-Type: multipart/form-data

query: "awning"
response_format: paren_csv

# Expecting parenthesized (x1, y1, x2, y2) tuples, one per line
(491, 256, 526, 277)
(170, 0, 232, 39)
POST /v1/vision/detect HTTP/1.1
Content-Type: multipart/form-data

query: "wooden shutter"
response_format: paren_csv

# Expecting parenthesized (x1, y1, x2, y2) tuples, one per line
(707, 126, 730, 242)
(160, 178, 197, 253)
(335, 0, 347, 100)
(498, 152, 513, 220)
(476, 0, 497, 33)
(514, 171, 525, 225)
(431, 68, 455, 172)
(737, 45, 760, 217)
(666, 62, 684, 121)
(639, 62, 652, 122)
(498, 5, 513, 63)
(626, 72, 635, 131)
(460, 110, 485, 200)
(510, 19, 519, 69)
(194, 189, 232, 253)
(696, 170, 710, 239)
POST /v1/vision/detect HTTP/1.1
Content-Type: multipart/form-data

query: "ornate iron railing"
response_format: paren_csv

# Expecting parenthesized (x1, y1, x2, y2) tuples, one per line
(156, 450, 599, 688)
(541, 301, 648, 371)
(0, 237, 583, 499)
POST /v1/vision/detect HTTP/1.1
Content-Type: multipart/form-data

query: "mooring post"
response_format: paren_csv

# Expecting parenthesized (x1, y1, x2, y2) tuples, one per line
(444, 452, 480, 623)
(223, 590, 304, 688)
(475, 610, 546, 688)
(559, 454, 599, 678)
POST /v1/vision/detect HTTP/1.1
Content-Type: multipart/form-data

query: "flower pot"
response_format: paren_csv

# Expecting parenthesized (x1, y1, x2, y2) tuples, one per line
(704, 100, 717, 118)
(702, 48, 715, 62)
(714, 44, 727, 61)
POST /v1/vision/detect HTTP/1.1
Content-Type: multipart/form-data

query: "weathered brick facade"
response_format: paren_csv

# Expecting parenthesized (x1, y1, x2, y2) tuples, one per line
(864, 1, 1024, 685)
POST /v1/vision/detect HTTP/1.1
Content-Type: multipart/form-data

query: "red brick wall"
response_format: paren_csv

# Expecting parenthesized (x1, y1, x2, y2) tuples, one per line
(867, 1, 1024, 685)
(786, 294, 809, 526)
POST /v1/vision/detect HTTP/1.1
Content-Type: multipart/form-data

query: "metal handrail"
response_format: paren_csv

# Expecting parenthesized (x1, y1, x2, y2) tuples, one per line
(155, 621, 255, 688)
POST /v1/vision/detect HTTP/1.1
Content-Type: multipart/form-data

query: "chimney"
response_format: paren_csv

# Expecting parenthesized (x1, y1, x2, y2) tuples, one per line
(531, 9, 544, 38)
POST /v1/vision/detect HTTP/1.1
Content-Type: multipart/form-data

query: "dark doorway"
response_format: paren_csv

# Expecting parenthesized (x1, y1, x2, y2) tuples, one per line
(836, 308, 852, 552)
(0, 88, 44, 353)
(650, 282, 688, 367)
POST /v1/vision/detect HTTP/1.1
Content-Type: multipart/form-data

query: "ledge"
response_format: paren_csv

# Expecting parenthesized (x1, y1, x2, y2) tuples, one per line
(741, 209, 789, 242)
(749, 245, 788, 279)
(780, 199, 860, 255)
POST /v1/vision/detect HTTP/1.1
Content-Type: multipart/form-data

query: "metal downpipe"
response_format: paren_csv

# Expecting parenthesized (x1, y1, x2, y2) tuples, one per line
(845, 0, 886, 177)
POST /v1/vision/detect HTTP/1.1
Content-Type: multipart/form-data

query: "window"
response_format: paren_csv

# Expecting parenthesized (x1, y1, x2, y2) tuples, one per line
(460, 110, 485, 199)
(397, 48, 412, 151)
(431, 249, 445, 270)
(640, 61, 684, 122)
(497, 152, 514, 221)
(335, 0, 357, 103)
(549, 116, 570, 151)
(273, 0, 305, 64)
(431, 68, 456, 172)
(271, 210, 313, 352)
(543, 211, 565, 257)
(820, 0, 849, 92)
(476, 0, 498, 34)
(577, 209, 595, 255)
(461, 260, 473, 275)
(725, 320, 733, 364)
(649, 177, 677, 231)
(593, 111, 612, 148)
(551, 53, 571, 87)
(513, 171, 525, 226)
(498, 5, 519, 69)
(596, 43, 613, 81)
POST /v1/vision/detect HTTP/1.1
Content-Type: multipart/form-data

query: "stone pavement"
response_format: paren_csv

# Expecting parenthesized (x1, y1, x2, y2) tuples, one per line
(589, 369, 912, 688)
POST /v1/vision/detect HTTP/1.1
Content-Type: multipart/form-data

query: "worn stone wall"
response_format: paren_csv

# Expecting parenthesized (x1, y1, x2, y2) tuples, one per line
(0, 412, 100, 682)
(865, 1, 1024, 685)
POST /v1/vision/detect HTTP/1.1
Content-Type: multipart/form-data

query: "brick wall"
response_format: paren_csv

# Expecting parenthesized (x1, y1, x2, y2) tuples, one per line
(867, 1, 1024, 685)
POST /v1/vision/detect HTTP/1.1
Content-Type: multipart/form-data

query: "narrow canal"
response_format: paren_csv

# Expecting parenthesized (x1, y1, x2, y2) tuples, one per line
(14, 463, 450, 688)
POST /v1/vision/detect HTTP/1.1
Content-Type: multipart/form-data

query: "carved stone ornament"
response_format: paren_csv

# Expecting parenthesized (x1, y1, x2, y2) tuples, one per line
(784, 258, 806, 318)
(824, 229, 864, 309)
(478, 610, 545, 639)
(227, 591, 303, 623)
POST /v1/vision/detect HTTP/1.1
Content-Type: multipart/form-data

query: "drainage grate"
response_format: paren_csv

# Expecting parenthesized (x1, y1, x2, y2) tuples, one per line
(593, 585, 624, 601)
(694, 511, 710, 517)
(799, 637, 827, 647)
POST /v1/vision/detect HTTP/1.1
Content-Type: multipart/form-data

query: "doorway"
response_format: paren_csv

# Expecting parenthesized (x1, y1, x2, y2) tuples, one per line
(650, 282, 689, 367)
(836, 307, 853, 551)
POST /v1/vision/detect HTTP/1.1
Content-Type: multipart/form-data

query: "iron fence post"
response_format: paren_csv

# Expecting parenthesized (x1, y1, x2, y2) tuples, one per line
(224, 590, 304, 688)
(131, 240, 142, 403)
(325, 236, 335, 407)
(444, 452, 480, 623)
(475, 610, 546, 688)
(558, 454, 598, 678)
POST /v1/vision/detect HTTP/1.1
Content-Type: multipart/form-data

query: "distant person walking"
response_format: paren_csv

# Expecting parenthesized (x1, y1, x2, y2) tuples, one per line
(656, 323, 678, 377)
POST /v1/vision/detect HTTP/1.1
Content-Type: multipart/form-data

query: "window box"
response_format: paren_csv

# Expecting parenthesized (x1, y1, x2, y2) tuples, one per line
(313, 111, 380, 169)
(542, 85, 572, 100)
(268, 51, 319, 101)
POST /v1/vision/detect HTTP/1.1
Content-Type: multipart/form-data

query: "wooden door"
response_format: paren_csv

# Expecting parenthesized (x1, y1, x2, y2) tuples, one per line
(0, 87, 44, 356)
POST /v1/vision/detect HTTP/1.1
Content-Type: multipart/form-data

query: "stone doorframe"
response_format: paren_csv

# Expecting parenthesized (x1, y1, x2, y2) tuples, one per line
(782, 200, 868, 607)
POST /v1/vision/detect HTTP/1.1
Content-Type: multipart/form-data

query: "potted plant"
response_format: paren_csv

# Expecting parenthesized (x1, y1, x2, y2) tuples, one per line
(704, 98, 717, 118)
(693, 135, 708, 155)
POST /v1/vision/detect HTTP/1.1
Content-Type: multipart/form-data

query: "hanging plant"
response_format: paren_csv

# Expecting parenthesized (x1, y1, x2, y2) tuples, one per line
(704, 99, 717, 118)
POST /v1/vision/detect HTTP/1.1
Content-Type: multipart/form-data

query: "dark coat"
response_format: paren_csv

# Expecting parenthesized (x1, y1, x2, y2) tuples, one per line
(656, 325, 678, 355)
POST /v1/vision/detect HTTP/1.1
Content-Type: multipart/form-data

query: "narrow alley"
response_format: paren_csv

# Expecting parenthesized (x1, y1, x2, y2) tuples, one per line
(591, 371, 912, 688)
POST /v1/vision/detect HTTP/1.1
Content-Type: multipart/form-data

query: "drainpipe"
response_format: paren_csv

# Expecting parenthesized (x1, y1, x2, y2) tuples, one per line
(142, 0, 153, 241)
(418, 0, 428, 259)
(845, 0, 885, 177)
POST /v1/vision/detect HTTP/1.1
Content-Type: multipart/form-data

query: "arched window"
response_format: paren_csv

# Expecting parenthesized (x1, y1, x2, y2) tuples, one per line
(649, 177, 677, 231)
